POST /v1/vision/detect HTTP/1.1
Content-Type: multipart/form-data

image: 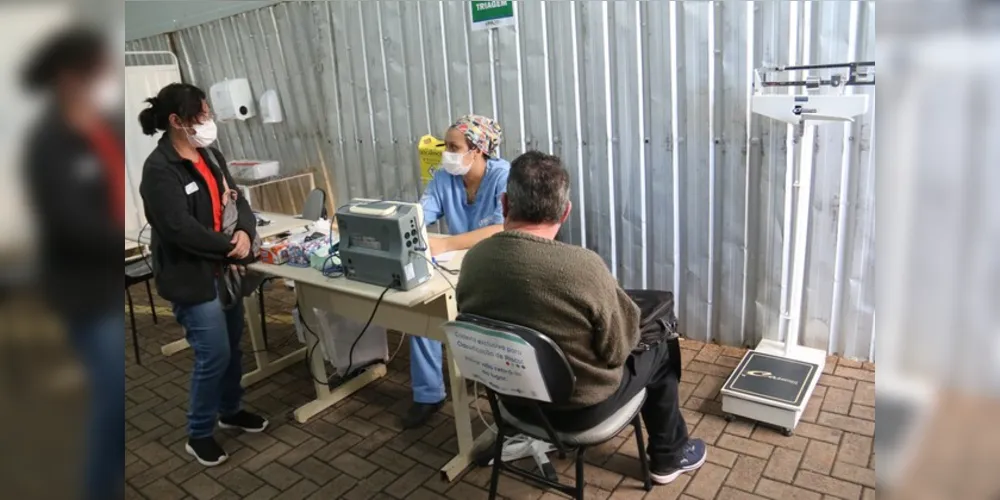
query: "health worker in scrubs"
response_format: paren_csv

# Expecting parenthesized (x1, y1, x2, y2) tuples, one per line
(405, 115, 510, 428)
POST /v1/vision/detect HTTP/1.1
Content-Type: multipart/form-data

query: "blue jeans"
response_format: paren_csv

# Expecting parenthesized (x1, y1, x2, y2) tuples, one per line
(410, 336, 446, 404)
(172, 288, 245, 438)
(67, 311, 125, 500)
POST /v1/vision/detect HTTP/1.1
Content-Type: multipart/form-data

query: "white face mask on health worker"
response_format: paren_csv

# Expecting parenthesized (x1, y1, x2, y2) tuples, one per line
(186, 119, 218, 148)
(441, 150, 472, 176)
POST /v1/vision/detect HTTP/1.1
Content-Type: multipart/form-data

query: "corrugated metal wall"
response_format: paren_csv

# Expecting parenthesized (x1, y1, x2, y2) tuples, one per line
(125, 34, 173, 64)
(129, 1, 876, 360)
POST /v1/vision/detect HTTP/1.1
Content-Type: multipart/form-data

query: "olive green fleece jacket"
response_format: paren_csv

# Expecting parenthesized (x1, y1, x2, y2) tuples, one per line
(456, 230, 641, 407)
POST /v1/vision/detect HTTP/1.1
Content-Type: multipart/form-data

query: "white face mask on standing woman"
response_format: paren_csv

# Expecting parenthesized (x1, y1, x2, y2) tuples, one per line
(440, 150, 472, 176)
(186, 119, 218, 148)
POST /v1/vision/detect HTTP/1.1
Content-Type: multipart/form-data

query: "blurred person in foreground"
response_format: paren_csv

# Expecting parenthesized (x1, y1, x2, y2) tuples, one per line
(138, 83, 266, 467)
(457, 151, 706, 485)
(21, 26, 124, 500)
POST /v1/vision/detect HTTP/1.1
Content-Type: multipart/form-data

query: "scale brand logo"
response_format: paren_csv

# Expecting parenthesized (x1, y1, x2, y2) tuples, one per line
(743, 370, 800, 386)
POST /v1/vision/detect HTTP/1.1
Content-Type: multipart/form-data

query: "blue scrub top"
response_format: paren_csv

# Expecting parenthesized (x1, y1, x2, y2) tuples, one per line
(420, 158, 510, 235)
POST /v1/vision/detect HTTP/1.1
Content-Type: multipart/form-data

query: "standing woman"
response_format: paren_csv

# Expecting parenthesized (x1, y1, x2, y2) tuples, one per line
(22, 26, 125, 500)
(138, 83, 267, 467)
(405, 115, 510, 428)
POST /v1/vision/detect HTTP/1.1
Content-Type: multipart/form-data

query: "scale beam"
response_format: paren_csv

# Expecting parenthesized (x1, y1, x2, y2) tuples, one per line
(752, 61, 874, 125)
(757, 61, 876, 89)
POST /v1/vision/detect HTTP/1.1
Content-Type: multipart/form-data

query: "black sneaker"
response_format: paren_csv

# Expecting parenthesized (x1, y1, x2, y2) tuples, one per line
(218, 410, 269, 433)
(402, 401, 444, 429)
(185, 437, 228, 467)
(650, 439, 707, 485)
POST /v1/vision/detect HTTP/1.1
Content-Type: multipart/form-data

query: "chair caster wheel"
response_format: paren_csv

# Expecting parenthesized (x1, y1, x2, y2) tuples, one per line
(782, 428, 794, 437)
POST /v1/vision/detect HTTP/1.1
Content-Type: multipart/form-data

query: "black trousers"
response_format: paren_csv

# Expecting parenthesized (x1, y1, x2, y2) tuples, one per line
(537, 341, 689, 466)
(505, 289, 688, 466)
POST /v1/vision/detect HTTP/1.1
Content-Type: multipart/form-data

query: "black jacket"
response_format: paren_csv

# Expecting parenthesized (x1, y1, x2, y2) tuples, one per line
(139, 135, 256, 305)
(24, 110, 123, 321)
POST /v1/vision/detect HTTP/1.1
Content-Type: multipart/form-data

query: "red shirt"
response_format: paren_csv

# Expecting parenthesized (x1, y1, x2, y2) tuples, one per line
(85, 124, 125, 225)
(192, 154, 222, 231)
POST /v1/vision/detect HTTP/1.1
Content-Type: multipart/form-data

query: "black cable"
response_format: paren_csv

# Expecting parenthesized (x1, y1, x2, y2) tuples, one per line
(412, 220, 459, 281)
(433, 260, 459, 276)
(293, 280, 396, 386)
(343, 282, 395, 378)
(250, 201, 365, 382)
(412, 251, 456, 290)
(412, 214, 433, 254)
(295, 204, 442, 383)
(320, 249, 345, 278)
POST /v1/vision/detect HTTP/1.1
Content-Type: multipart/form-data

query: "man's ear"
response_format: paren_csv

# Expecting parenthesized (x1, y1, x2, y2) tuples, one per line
(501, 192, 509, 219)
(560, 201, 572, 224)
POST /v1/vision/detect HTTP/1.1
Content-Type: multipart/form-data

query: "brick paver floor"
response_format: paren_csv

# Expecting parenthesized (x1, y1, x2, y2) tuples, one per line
(122, 284, 877, 499)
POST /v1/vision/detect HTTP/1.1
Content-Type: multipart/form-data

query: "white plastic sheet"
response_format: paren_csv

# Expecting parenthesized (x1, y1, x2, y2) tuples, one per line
(294, 307, 388, 377)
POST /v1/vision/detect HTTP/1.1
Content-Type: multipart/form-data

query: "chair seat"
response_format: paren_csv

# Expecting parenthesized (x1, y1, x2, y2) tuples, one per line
(498, 389, 647, 447)
(125, 259, 154, 284)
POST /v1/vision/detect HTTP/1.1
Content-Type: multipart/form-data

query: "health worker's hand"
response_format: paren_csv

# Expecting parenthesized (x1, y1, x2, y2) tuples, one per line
(428, 237, 451, 257)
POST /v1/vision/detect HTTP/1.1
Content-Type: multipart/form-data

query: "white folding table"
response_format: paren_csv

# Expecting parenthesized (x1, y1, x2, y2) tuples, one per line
(241, 250, 490, 481)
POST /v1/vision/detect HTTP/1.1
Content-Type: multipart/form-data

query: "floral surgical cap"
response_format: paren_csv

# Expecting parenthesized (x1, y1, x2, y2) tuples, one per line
(451, 115, 503, 158)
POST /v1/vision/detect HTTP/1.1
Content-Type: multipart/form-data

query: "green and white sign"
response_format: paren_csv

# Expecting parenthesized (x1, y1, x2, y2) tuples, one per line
(470, 0, 516, 31)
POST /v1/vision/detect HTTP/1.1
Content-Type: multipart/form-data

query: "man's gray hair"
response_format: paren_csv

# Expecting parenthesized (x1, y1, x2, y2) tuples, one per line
(506, 151, 570, 224)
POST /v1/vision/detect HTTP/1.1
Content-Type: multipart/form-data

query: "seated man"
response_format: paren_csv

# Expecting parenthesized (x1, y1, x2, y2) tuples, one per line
(455, 151, 706, 485)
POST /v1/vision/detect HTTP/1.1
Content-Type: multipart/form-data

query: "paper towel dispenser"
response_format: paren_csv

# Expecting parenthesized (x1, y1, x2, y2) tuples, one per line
(259, 89, 283, 124)
(209, 79, 255, 121)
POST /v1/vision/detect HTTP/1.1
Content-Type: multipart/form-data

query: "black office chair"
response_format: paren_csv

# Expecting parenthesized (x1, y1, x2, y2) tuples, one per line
(258, 188, 328, 348)
(125, 256, 157, 365)
(301, 188, 328, 221)
(451, 314, 653, 500)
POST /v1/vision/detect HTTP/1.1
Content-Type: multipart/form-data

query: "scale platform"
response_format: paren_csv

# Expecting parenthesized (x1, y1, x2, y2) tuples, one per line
(720, 340, 825, 436)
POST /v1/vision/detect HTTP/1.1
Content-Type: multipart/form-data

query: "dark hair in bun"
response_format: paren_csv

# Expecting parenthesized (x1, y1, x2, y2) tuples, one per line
(138, 83, 207, 136)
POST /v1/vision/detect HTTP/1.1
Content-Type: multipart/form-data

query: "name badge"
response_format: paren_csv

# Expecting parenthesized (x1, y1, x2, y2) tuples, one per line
(185, 182, 200, 195)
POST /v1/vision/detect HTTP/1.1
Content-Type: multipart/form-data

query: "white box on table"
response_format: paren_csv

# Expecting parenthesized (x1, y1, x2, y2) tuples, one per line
(228, 160, 280, 181)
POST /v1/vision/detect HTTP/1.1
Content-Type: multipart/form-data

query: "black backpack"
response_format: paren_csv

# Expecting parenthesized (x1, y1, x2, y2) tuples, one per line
(626, 289, 683, 381)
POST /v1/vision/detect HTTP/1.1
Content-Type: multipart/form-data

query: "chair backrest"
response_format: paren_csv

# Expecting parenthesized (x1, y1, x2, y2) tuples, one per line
(445, 314, 576, 404)
(302, 189, 328, 221)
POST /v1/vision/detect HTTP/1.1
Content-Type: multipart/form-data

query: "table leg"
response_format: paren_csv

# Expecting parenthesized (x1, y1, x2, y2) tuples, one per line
(293, 364, 387, 423)
(245, 288, 270, 368)
(239, 288, 307, 387)
(437, 299, 496, 481)
(440, 362, 496, 480)
(161, 338, 190, 356)
(241, 349, 306, 388)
